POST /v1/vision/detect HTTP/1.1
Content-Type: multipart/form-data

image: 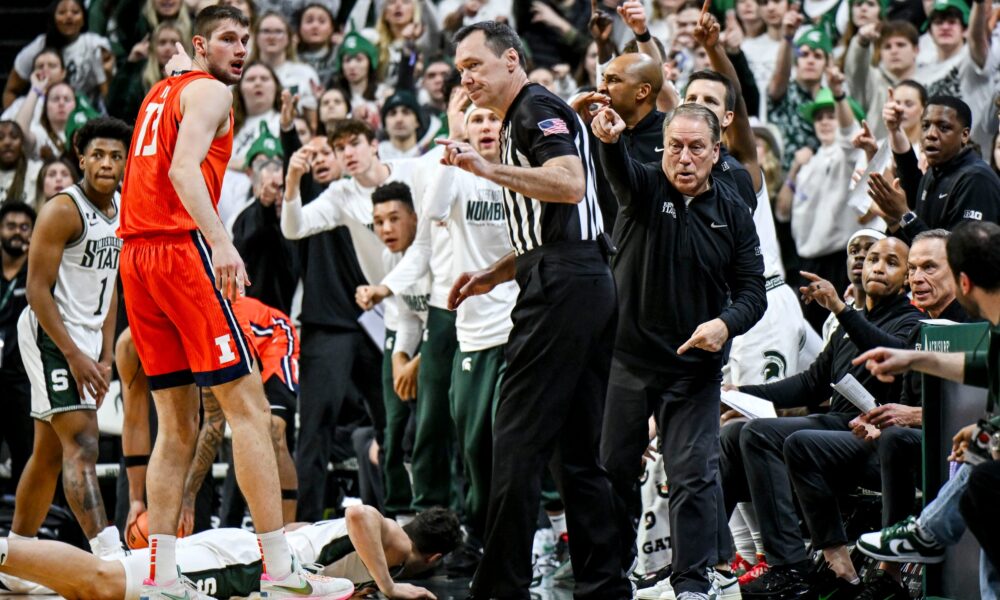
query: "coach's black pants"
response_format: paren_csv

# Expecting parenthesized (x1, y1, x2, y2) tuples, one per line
(784, 429, 882, 549)
(720, 414, 853, 565)
(295, 326, 382, 521)
(470, 242, 628, 600)
(960, 460, 1000, 571)
(602, 363, 729, 595)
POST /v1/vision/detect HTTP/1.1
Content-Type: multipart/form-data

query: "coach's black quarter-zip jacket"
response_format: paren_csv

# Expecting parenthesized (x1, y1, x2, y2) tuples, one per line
(599, 137, 767, 375)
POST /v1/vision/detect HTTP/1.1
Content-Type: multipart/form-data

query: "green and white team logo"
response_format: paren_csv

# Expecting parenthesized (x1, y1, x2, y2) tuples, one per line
(761, 350, 787, 382)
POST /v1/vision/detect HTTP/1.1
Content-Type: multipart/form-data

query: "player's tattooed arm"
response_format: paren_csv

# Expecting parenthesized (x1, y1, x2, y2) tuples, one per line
(179, 388, 227, 535)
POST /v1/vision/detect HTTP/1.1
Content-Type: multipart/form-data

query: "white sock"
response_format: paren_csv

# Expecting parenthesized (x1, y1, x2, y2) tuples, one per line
(89, 525, 121, 557)
(0, 538, 8, 566)
(149, 534, 177, 585)
(7, 533, 34, 541)
(548, 512, 567, 538)
(737, 503, 764, 555)
(258, 528, 292, 580)
(729, 510, 756, 560)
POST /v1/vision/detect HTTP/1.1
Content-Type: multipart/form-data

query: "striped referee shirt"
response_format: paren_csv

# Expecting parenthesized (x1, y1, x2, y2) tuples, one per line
(500, 83, 603, 255)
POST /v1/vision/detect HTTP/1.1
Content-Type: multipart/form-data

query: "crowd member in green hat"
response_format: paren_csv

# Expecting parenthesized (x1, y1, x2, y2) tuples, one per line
(332, 27, 381, 120)
(845, 20, 920, 139)
(767, 11, 830, 173)
(231, 120, 300, 315)
(777, 65, 871, 332)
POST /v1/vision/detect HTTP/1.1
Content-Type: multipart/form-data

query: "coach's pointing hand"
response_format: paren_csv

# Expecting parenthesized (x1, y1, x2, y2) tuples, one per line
(677, 318, 729, 354)
(213, 238, 250, 302)
(591, 107, 626, 143)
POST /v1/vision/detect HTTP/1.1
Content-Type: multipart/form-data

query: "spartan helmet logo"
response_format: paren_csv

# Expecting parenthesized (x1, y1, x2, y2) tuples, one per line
(462, 357, 472, 372)
(761, 350, 788, 382)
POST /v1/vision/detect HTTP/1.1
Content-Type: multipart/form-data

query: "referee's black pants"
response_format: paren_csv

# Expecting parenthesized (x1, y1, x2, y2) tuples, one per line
(471, 242, 629, 600)
(601, 363, 728, 596)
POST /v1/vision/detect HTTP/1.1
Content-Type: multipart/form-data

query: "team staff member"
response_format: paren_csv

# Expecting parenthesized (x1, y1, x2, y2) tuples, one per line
(856, 222, 1000, 580)
(443, 21, 629, 599)
(726, 237, 923, 599)
(592, 103, 766, 599)
(869, 95, 1000, 241)
(0, 203, 34, 494)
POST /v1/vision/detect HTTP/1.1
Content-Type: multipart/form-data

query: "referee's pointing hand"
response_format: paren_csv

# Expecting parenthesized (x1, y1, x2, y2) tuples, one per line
(438, 138, 491, 177)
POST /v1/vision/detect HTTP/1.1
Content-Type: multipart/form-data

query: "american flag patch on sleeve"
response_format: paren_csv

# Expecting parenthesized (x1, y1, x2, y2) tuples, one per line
(537, 118, 570, 136)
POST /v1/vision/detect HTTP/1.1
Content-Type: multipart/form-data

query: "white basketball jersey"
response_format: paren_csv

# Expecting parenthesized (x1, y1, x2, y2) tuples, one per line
(56, 184, 121, 330)
(754, 180, 784, 280)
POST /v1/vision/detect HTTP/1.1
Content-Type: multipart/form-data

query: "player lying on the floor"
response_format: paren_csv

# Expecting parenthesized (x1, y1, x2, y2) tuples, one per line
(0, 506, 460, 600)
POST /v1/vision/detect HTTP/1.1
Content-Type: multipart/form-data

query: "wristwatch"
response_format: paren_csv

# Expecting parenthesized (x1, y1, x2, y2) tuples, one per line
(900, 211, 918, 228)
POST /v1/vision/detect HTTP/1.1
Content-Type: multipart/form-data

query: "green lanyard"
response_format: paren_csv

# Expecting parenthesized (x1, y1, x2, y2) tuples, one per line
(0, 274, 20, 314)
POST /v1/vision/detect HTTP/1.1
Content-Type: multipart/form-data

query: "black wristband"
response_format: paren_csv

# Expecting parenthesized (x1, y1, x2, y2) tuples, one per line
(281, 488, 299, 500)
(635, 29, 652, 42)
(124, 455, 150, 467)
(833, 92, 847, 101)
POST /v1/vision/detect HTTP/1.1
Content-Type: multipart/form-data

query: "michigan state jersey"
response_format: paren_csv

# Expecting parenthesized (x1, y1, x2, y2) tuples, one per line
(17, 185, 121, 419)
(55, 184, 121, 330)
(118, 521, 405, 599)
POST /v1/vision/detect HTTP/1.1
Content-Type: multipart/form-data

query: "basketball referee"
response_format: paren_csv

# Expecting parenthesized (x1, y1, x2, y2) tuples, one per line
(441, 21, 629, 600)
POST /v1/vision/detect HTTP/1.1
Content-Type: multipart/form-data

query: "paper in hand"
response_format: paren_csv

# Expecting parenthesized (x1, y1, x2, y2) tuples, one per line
(830, 373, 878, 413)
(721, 389, 778, 420)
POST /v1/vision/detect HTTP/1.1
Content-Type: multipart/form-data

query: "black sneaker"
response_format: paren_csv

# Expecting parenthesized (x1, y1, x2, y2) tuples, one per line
(740, 563, 812, 599)
(855, 570, 909, 600)
(445, 539, 483, 578)
(812, 569, 862, 600)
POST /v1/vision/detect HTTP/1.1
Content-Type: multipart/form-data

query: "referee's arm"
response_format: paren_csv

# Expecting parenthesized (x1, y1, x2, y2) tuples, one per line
(478, 155, 587, 204)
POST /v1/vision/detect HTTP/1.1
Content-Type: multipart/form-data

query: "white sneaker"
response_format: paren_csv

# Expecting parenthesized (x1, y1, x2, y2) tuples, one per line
(676, 593, 709, 600)
(259, 559, 354, 599)
(139, 570, 214, 600)
(0, 571, 55, 595)
(709, 569, 742, 600)
(637, 578, 676, 600)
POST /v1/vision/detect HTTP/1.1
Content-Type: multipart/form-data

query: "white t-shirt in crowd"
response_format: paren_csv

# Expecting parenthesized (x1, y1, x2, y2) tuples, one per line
(14, 33, 110, 103)
(0, 160, 42, 206)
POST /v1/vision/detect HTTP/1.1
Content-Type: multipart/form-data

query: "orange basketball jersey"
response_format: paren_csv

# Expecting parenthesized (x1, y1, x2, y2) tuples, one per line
(119, 71, 233, 239)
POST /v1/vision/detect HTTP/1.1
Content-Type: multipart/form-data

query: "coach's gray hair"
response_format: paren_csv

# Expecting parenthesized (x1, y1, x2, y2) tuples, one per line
(912, 228, 951, 243)
(662, 104, 721, 145)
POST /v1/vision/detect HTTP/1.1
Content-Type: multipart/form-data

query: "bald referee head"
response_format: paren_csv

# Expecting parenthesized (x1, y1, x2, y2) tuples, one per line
(453, 21, 529, 117)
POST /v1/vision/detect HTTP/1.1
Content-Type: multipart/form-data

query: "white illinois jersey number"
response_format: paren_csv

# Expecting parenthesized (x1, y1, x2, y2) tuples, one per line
(214, 335, 236, 364)
(134, 86, 170, 157)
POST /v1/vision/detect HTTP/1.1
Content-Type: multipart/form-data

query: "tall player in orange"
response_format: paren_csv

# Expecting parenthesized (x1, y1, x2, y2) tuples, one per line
(118, 6, 351, 599)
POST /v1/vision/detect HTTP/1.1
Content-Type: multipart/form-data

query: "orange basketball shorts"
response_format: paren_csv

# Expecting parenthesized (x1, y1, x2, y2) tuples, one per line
(120, 231, 255, 390)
